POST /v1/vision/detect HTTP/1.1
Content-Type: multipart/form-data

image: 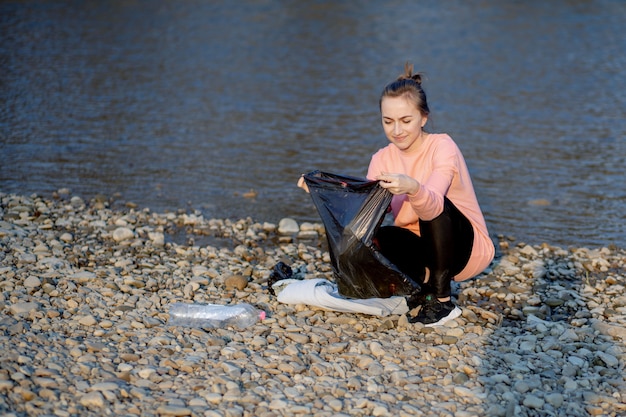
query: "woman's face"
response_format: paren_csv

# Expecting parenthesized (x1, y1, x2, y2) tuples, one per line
(381, 95, 428, 153)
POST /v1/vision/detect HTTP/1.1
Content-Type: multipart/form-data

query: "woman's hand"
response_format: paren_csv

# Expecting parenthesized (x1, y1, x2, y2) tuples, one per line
(376, 173, 420, 195)
(297, 175, 310, 193)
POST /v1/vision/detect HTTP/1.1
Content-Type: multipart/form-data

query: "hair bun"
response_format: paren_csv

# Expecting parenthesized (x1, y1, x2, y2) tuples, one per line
(398, 62, 423, 85)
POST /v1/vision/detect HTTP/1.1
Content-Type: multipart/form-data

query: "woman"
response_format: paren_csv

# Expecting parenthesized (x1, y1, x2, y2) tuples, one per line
(368, 63, 494, 326)
(298, 63, 494, 327)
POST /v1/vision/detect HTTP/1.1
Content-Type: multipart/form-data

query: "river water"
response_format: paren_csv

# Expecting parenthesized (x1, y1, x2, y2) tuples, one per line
(1, 1, 625, 248)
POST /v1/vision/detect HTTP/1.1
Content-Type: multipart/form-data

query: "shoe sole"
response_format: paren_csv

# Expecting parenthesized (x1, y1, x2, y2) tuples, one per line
(425, 306, 462, 327)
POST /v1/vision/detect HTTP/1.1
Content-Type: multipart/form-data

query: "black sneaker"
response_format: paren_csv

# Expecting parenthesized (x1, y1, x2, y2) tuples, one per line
(409, 294, 461, 327)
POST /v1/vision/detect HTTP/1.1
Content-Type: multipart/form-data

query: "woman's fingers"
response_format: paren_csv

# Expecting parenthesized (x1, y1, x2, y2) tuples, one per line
(376, 173, 394, 184)
(376, 174, 418, 195)
(297, 176, 310, 193)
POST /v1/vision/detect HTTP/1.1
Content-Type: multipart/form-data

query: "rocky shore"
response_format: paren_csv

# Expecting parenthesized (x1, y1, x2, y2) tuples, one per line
(1, 191, 625, 417)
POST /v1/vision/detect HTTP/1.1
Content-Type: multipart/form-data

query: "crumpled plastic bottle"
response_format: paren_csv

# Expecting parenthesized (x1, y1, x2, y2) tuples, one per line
(168, 302, 265, 329)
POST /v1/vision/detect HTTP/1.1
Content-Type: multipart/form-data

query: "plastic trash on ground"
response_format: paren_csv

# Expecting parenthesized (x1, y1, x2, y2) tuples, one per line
(168, 302, 265, 329)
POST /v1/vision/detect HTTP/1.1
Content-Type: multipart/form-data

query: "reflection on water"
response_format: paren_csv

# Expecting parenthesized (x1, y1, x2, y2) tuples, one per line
(1, 1, 625, 248)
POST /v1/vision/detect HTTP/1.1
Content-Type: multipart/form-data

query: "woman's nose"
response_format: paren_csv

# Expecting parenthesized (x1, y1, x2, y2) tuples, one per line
(394, 122, 402, 134)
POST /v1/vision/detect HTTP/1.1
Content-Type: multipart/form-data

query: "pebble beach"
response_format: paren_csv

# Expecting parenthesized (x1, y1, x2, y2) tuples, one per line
(1, 191, 625, 417)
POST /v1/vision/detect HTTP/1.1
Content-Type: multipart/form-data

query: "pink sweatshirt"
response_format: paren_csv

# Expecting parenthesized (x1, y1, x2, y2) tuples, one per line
(367, 133, 494, 281)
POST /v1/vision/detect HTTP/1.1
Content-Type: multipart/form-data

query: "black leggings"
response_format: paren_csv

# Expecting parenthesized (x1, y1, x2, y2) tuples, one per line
(374, 197, 474, 298)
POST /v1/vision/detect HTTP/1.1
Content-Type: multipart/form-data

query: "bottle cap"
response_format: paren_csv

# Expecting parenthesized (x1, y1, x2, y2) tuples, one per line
(259, 311, 266, 321)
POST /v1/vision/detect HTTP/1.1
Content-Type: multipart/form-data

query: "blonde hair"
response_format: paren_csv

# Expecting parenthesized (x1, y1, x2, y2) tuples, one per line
(380, 63, 430, 117)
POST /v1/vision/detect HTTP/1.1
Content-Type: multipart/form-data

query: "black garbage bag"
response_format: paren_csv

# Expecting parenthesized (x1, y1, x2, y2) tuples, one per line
(303, 170, 419, 299)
